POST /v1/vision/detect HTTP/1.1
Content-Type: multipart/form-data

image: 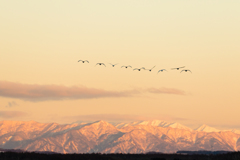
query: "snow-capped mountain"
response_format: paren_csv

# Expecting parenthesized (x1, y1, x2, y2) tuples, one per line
(195, 124, 220, 132)
(112, 120, 192, 131)
(0, 120, 240, 153)
(231, 129, 240, 134)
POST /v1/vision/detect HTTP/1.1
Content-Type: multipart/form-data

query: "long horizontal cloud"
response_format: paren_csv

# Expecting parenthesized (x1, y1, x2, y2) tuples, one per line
(67, 114, 148, 123)
(0, 81, 138, 101)
(0, 111, 27, 118)
(63, 114, 189, 123)
(0, 81, 185, 101)
(146, 87, 185, 95)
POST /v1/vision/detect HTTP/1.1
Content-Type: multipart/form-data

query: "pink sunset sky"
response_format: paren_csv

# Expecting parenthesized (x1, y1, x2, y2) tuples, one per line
(0, 0, 240, 130)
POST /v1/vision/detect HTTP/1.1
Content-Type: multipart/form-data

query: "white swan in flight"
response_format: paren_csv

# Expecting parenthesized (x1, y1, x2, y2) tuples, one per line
(158, 69, 167, 73)
(146, 65, 156, 72)
(121, 65, 132, 69)
(95, 63, 106, 67)
(171, 66, 185, 70)
(180, 69, 192, 73)
(78, 60, 89, 63)
(109, 63, 118, 67)
(133, 67, 145, 71)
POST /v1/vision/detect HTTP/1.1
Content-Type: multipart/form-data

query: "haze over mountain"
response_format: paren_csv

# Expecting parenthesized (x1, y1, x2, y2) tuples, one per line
(0, 120, 240, 153)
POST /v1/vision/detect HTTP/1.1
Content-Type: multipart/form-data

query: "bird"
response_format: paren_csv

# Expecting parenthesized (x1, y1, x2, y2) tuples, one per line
(180, 69, 192, 73)
(121, 65, 132, 69)
(133, 67, 145, 71)
(146, 66, 156, 72)
(171, 66, 185, 70)
(95, 63, 106, 67)
(78, 60, 89, 63)
(157, 69, 167, 73)
(109, 63, 118, 67)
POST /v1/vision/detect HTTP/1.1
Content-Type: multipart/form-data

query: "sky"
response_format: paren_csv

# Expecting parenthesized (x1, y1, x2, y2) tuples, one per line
(0, 0, 240, 130)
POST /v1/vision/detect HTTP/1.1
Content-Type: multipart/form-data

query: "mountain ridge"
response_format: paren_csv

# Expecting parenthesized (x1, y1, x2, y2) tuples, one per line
(0, 120, 239, 153)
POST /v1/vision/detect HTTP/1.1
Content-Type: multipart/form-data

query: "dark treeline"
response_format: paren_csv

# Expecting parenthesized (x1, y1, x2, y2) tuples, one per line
(1, 152, 240, 160)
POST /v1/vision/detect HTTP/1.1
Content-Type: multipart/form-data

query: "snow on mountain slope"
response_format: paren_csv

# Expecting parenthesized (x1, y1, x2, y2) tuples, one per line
(113, 120, 192, 131)
(113, 122, 129, 129)
(78, 120, 120, 141)
(0, 120, 240, 153)
(232, 129, 240, 134)
(112, 120, 168, 128)
(195, 124, 220, 132)
(164, 122, 193, 131)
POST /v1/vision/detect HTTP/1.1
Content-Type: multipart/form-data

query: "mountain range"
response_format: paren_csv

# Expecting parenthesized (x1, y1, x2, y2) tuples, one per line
(0, 120, 240, 153)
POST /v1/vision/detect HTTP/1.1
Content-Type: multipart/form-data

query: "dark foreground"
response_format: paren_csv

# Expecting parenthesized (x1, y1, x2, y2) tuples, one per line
(1, 151, 240, 160)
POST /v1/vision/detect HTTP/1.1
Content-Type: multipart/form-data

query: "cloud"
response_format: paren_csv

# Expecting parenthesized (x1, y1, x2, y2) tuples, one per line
(5, 101, 18, 108)
(0, 81, 138, 101)
(63, 114, 188, 123)
(0, 111, 27, 118)
(67, 114, 147, 123)
(146, 87, 185, 95)
(0, 81, 185, 101)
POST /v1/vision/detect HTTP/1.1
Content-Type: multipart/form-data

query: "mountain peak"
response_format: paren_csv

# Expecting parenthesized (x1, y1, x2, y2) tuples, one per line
(195, 124, 220, 132)
(92, 120, 109, 125)
(86, 120, 115, 129)
(166, 122, 193, 131)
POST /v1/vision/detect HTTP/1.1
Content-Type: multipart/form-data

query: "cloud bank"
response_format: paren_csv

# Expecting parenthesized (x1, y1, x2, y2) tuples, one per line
(0, 111, 27, 118)
(69, 114, 148, 123)
(64, 114, 189, 123)
(0, 81, 185, 101)
(0, 81, 137, 101)
(146, 87, 185, 95)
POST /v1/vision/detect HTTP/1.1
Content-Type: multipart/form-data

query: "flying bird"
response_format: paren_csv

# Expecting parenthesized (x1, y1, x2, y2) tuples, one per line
(121, 65, 132, 69)
(109, 63, 118, 67)
(133, 67, 145, 71)
(171, 66, 185, 70)
(158, 69, 167, 73)
(78, 60, 89, 63)
(95, 63, 106, 67)
(146, 66, 156, 72)
(180, 69, 192, 73)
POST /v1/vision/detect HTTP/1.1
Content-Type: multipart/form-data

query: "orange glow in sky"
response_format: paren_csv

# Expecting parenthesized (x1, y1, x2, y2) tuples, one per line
(0, 0, 240, 130)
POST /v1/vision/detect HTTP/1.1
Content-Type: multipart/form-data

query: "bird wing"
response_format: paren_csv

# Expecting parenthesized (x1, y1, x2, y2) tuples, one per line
(171, 68, 177, 70)
(121, 66, 125, 68)
(78, 60, 82, 62)
(102, 63, 106, 67)
(128, 65, 132, 68)
(180, 70, 184, 73)
(151, 65, 156, 69)
(133, 68, 138, 70)
(179, 66, 185, 68)
(187, 70, 192, 73)
(85, 60, 89, 63)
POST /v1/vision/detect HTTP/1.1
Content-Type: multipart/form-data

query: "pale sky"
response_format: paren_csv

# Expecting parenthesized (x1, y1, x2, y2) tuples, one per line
(0, 0, 240, 130)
